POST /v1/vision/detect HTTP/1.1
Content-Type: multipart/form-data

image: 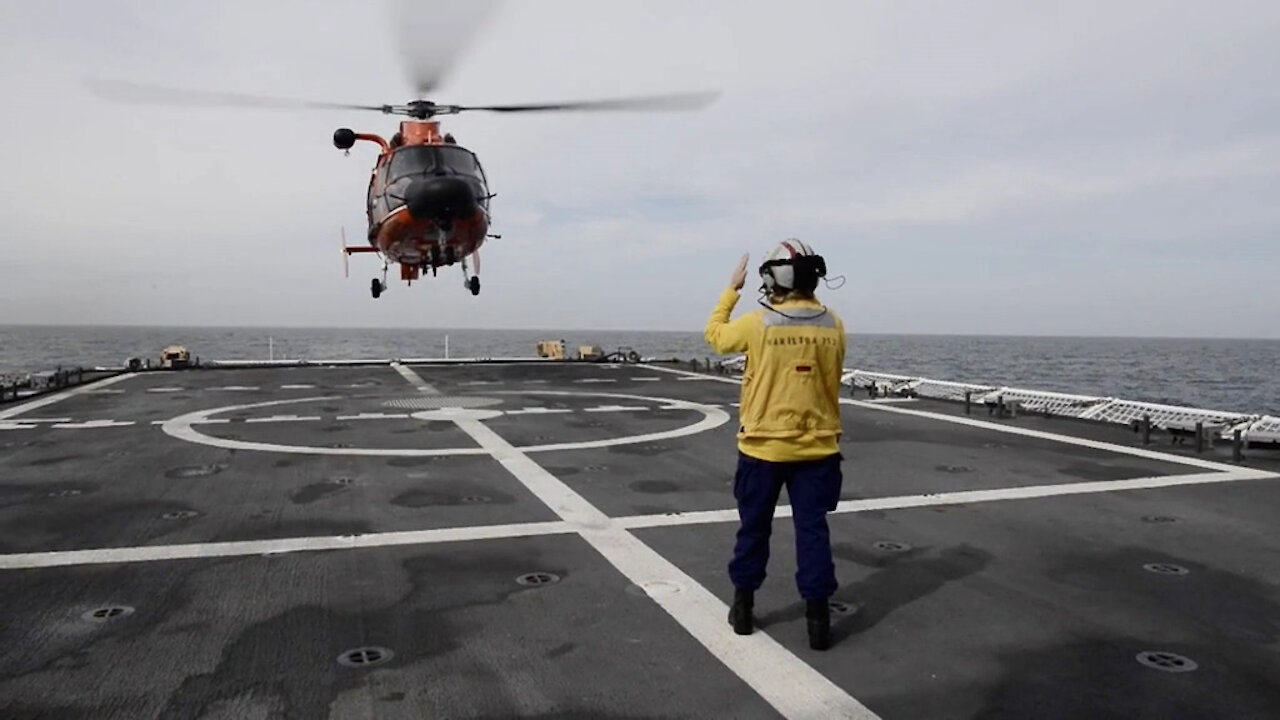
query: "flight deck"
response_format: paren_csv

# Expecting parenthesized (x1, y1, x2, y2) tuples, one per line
(2, 359, 1278, 719)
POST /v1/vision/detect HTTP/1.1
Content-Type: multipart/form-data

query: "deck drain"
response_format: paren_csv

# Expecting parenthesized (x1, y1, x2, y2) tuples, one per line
(874, 541, 911, 552)
(1136, 651, 1197, 673)
(935, 465, 973, 473)
(337, 646, 394, 668)
(1142, 515, 1179, 524)
(1143, 563, 1189, 576)
(81, 606, 134, 622)
(828, 600, 855, 615)
(161, 510, 201, 520)
(47, 489, 83, 497)
(516, 572, 560, 587)
(383, 396, 501, 410)
(461, 495, 492, 504)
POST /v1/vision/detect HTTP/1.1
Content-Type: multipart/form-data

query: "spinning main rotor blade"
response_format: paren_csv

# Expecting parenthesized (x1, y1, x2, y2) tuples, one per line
(390, 0, 505, 97)
(83, 78, 385, 113)
(448, 91, 720, 114)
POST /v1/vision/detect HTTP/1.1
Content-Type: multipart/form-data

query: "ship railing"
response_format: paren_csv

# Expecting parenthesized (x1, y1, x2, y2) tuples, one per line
(839, 368, 1280, 444)
(716, 356, 747, 372)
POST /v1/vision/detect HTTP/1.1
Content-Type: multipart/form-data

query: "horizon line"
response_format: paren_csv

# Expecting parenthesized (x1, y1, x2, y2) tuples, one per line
(0, 321, 1277, 342)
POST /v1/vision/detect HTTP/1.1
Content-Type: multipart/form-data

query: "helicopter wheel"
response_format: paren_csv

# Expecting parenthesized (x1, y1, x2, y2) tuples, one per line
(371, 278, 383, 299)
(468, 276, 480, 295)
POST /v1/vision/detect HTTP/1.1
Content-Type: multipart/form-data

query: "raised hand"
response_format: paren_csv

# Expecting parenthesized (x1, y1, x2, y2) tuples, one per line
(730, 254, 749, 291)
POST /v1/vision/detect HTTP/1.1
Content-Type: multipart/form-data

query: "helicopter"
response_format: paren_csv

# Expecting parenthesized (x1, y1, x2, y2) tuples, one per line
(81, 2, 717, 299)
(329, 91, 716, 299)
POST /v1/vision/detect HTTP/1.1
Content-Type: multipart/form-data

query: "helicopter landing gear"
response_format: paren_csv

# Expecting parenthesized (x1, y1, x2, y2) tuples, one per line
(371, 261, 389, 299)
(461, 256, 480, 296)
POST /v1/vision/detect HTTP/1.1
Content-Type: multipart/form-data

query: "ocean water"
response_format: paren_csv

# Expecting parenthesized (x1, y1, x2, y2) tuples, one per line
(1, 325, 1277, 416)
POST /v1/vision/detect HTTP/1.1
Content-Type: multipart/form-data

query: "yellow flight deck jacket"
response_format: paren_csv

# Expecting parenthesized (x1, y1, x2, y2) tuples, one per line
(705, 286, 846, 462)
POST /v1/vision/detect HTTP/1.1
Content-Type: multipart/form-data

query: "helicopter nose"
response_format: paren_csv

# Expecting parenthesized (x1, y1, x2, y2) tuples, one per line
(405, 176, 478, 223)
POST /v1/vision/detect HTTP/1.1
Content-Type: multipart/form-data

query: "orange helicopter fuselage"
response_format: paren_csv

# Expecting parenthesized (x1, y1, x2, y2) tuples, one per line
(338, 120, 492, 283)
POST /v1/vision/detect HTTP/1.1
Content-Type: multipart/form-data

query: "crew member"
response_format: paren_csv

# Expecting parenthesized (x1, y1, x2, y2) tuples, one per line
(704, 239, 846, 651)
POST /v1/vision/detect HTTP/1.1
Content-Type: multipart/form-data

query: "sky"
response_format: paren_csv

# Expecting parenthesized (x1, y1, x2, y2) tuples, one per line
(0, 0, 1277, 337)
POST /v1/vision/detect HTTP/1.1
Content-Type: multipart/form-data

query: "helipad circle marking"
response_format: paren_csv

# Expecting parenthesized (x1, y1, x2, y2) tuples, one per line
(160, 391, 729, 457)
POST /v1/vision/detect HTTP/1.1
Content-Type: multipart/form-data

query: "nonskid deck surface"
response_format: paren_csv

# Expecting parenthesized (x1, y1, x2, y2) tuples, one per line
(1, 361, 1278, 719)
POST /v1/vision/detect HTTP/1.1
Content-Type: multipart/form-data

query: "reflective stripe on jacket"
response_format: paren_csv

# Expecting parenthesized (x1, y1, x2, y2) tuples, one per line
(705, 287, 846, 462)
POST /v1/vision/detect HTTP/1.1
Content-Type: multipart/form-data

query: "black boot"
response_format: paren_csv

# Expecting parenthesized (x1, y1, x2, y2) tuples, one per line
(728, 589, 753, 635)
(806, 599, 830, 651)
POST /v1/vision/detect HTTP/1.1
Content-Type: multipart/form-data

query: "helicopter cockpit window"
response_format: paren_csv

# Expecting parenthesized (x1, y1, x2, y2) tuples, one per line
(437, 146, 480, 176)
(388, 146, 438, 181)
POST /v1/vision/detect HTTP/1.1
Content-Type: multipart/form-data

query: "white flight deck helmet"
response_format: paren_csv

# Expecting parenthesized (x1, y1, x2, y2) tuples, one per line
(758, 238, 826, 294)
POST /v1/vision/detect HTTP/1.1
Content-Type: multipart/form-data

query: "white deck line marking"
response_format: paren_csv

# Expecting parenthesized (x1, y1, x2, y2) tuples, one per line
(454, 416, 876, 718)
(9, 468, 1275, 571)
(505, 407, 573, 415)
(638, 363, 1252, 473)
(336, 412, 411, 420)
(280, 384, 316, 389)
(245, 415, 321, 424)
(574, 378, 616, 383)
(391, 362, 439, 395)
(51, 420, 135, 429)
(584, 405, 649, 413)
(0, 422, 37, 430)
(0, 521, 574, 570)
(615, 468, 1280, 530)
(391, 366, 876, 719)
(0, 372, 136, 420)
(631, 377, 661, 381)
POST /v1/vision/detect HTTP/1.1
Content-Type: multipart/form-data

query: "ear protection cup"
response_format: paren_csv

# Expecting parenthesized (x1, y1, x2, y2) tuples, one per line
(759, 263, 778, 291)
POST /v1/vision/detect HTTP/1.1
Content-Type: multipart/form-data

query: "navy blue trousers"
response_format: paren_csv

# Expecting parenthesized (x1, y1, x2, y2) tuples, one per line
(728, 451, 843, 601)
